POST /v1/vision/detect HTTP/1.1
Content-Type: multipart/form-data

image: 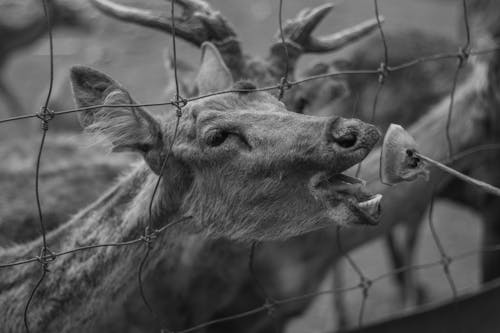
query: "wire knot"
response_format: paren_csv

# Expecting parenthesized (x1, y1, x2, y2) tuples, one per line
(37, 247, 56, 270)
(440, 255, 452, 270)
(457, 46, 470, 67)
(358, 277, 372, 296)
(278, 77, 291, 100)
(36, 106, 55, 130)
(172, 95, 187, 117)
(377, 62, 389, 84)
(141, 227, 159, 249)
(263, 298, 277, 316)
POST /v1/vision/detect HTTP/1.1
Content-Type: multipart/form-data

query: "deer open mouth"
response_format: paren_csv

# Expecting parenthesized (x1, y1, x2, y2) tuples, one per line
(311, 173, 382, 225)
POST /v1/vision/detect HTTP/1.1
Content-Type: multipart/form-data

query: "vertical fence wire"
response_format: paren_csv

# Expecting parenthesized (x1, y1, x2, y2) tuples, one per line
(355, 0, 388, 179)
(137, 1, 186, 331)
(244, 2, 292, 330)
(248, 241, 279, 331)
(336, 226, 372, 328)
(23, 0, 56, 331)
(348, 0, 387, 323)
(277, 0, 290, 101)
(427, 0, 473, 303)
(427, 187, 458, 298)
(370, 0, 389, 124)
(445, 0, 471, 159)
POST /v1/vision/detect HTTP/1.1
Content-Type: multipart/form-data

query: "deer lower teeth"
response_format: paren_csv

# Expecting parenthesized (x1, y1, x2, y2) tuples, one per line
(357, 194, 382, 213)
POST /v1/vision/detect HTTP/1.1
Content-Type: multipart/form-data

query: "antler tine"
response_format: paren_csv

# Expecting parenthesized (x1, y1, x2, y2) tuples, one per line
(268, 2, 384, 79)
(91, 0, 237, 47)
(273, 2, 383, 53)
(308, 16, 384, 53)
(281, 3, 337, 48)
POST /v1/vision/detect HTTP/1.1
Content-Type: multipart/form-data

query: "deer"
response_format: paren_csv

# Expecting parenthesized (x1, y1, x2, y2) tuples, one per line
(0, 0, 92, 117)
(3, 49, 497, 331)
(0, 2, 382, 330)
(0, 38, 382, 332)
(0, 0, 378, 244)
(1, 1, 498, 330)
(0, 4, 380, 333)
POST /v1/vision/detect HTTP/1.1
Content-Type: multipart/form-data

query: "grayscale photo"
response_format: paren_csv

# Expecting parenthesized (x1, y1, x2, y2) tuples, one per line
(0, 0, 499, 332)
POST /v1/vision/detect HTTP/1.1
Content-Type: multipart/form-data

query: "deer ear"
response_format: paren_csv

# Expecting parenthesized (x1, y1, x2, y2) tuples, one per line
(196, 42, 234, 95)
(70, 66, 164, 174)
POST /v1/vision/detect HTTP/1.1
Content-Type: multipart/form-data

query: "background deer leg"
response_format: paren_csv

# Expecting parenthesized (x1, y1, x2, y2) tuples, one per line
(480, 198, 500, 283)
(385, 219, 428, 309)
(471, 160, 500, 283)
(332, 259, 350, 329)
(438, 154, 500, 285)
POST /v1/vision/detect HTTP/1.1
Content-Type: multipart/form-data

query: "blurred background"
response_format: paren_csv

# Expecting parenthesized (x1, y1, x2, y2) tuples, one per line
(0, 0, 485, 332)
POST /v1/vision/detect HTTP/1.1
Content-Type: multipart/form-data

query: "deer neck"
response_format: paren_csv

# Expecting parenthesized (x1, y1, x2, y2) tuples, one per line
(0, 160, 195, 332)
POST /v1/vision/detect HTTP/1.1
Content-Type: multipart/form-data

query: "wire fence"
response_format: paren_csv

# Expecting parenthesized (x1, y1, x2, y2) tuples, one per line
(1, 0, 500, 332)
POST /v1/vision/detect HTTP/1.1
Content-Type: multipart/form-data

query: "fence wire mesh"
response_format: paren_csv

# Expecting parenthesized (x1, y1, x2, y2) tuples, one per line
(1, 0, 500, 332)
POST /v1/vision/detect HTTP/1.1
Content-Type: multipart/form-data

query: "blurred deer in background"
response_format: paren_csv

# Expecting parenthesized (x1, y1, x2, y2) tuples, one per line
(291, 28, 473, 320)
(0, 0, 91, 117)
(453, 0, 500, 285)
(249, 2, 500, 330)
(316, 1, 500, 322)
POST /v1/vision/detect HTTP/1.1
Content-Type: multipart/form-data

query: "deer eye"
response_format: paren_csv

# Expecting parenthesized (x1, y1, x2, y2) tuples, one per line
(206, 130, 229, 147)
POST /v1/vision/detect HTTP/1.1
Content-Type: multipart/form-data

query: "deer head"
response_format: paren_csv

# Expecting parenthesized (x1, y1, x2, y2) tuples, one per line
(71, 43, 381, 241)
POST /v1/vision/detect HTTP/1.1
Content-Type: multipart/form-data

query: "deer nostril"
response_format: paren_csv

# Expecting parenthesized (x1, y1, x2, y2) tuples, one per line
(326, 117, 362, 149)
(335, 132, 358, 148)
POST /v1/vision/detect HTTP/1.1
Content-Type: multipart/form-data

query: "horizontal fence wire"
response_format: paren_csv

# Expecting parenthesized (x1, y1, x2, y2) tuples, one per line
(1, 0, 500, 332)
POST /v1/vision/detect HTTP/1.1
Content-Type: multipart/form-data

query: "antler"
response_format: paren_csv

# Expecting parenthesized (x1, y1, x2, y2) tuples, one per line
(91, 0, 237, 46)
(268, 3, 384, 77)
(90, 0, 245, 75)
